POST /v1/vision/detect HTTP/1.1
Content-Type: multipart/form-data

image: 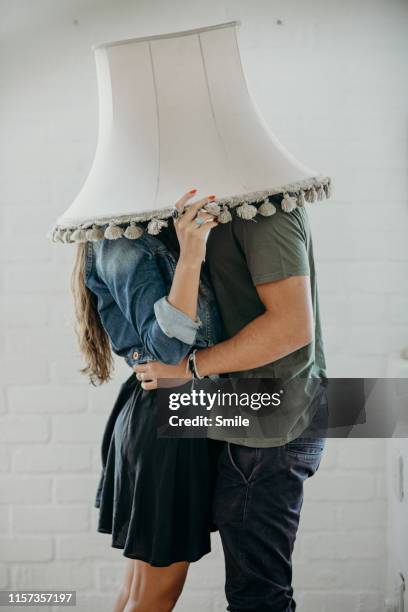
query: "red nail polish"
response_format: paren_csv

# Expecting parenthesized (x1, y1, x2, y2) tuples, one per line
(189, 188, 197, 193)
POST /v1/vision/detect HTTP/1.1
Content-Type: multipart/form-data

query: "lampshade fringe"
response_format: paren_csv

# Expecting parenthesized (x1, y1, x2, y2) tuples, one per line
(86, 225, 105, 241)
(317, 184, 325, 201)
(62, 229, 73, 243)
(281, 193, 297, 213)
(205, 202, 221, 216)
(104, 223, 124, 240)
(147, 219, 168, 235)
(258, 199, 277, 216)
(306, 186, 318, 203)
(236, 201, 258, 220)
(70, 228, 88, 243)
(297, 191, 306, 207)
(124, 222, 144, 239)
(218, 206, 232, 223)
(49, 177, 332, 244)
(52, 228, 64, 243)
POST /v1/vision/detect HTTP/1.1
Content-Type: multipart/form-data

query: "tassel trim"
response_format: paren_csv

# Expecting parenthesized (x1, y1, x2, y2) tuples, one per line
(236, 201, 257, 220)
(258, 199, 277, 216)
(147, 218, 168, 235)
(49, 176, 332, 244)
(104, 222, 124, 240)
(218, 206, 232, 223)
(86, 225, 105, 241)
(124, 222, 144, 239)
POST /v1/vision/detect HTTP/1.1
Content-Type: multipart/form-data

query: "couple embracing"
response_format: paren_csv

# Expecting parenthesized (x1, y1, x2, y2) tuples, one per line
(70, 187, 327, 612)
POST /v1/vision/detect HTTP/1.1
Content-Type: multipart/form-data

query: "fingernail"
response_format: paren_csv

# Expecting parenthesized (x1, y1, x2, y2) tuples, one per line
(208, 194, 216, 199)
(189, 188, 197, 193)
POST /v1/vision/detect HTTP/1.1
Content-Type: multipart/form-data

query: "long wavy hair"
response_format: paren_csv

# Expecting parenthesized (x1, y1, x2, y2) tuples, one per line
(71, 244, 113, 385)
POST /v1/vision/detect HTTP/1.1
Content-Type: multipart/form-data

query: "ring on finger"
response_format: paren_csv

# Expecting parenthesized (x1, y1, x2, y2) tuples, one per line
(194, 211, 213, 227)
(172, 208, 183, 220)
(172, 202, 186, 218)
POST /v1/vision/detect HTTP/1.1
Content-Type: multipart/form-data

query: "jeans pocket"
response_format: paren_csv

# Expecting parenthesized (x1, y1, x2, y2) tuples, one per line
(227, 443, 260, 484)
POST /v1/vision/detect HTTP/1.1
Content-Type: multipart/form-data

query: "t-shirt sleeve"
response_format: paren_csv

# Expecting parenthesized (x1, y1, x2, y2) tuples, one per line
(234, 207, 310, 285)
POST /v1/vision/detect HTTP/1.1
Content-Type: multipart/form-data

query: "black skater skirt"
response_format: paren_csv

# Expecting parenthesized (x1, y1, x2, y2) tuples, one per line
(94, 372, 223, 566)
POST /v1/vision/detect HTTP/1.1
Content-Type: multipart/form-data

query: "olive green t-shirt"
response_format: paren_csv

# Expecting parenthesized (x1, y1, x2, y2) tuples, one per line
(205, 198, 327, 447)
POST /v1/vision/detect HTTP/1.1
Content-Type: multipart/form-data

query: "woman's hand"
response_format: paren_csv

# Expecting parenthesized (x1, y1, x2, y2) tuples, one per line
(134, 189, 219, 392)
(174, 190, 219, 265)
(134, 359, 191, 390)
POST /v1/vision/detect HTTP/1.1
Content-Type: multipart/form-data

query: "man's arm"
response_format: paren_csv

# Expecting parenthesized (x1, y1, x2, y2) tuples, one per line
(195, 274, 314, 376)
(134, 210, 314, 386)
(134, 273, 314, 386)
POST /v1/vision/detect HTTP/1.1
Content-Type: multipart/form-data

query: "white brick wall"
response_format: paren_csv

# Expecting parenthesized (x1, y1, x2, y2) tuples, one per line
(1, 0, 407, 610)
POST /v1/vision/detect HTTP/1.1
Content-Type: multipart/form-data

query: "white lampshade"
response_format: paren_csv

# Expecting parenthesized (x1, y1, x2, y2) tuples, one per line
(49, 21, 332, 244)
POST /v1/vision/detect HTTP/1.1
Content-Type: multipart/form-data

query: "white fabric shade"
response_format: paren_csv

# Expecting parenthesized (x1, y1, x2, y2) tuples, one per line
(50, 21, 331, 243)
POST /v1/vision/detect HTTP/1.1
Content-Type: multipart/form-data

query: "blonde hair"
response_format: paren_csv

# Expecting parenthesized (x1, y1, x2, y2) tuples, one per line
(71, 243, 113, 385)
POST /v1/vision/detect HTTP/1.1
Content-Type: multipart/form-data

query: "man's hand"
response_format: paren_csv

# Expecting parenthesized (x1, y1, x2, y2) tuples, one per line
(134, 358, 191, 390)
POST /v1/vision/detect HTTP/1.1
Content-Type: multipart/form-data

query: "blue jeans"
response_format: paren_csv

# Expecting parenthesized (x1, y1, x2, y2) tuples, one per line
(213, 404, 327, 611)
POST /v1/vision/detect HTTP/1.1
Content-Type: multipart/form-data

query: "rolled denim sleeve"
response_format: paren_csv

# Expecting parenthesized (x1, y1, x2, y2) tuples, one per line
(154, 296, 201, 344)
(94, 237, 199, 365)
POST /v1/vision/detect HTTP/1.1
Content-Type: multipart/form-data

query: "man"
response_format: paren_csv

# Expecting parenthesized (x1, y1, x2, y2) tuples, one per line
(135, 193, 327, 611)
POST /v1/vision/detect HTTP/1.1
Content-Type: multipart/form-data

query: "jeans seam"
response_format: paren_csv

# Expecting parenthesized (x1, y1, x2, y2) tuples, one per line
(242, 478, 250, 522)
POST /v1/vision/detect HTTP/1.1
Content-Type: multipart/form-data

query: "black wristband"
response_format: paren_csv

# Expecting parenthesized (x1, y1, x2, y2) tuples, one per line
(187, 349, 204, 380)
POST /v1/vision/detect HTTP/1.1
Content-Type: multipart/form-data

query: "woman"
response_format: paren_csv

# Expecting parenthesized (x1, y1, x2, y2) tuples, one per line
(71, 189, 224, 612)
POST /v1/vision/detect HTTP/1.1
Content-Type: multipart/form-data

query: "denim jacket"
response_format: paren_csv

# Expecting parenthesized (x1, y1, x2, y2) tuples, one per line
(84, 234, 223, 369)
